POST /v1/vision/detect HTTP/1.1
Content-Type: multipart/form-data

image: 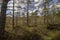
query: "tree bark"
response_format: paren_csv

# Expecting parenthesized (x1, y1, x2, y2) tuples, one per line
(0, 0, 10, 39)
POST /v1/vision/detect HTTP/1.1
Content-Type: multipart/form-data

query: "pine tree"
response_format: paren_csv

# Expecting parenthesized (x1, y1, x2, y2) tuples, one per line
(43, 0, 51, 24)
(12, 0, 15, 29)
(27, 0, 31, 26)
(0, 0, 10, 39)
(51, 4, 56, 24)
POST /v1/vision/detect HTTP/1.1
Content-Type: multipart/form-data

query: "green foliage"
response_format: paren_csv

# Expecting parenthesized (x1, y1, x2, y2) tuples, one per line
(52, 33, 60, 40)
(4, 14, 60, 40)
(56, 11, 60, 17)
(22, 32, 43, 40)
(1, 31, 44, 40)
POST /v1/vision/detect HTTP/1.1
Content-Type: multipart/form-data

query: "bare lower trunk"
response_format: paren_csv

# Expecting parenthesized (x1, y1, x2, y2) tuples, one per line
(0, 0, 10, 39)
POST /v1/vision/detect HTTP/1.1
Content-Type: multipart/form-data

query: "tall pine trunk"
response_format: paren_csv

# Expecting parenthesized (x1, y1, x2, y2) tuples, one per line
(27, 0, 29, 26)
(0, 0, 10, 39)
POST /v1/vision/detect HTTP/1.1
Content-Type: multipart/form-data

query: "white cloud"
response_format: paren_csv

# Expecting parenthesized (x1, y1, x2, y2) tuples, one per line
(6, 0, 60, 16)
(33, 9, 38, 12)
(34, 0, 43, 7)
(34, 0, 39, 2)
(39, 8, 43, 13)
(56, 3, 60, 7)
(28, 10, 32, 13)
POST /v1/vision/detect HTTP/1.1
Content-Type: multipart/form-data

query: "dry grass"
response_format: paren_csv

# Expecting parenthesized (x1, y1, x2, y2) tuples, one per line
(5, 15, 60, 40)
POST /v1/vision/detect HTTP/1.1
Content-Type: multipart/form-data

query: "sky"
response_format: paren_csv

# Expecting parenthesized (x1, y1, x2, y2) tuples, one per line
(5, 0, 59, 15)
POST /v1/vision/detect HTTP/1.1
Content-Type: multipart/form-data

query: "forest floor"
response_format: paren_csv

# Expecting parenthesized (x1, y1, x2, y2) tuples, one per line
(4, 16, 60, 40)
